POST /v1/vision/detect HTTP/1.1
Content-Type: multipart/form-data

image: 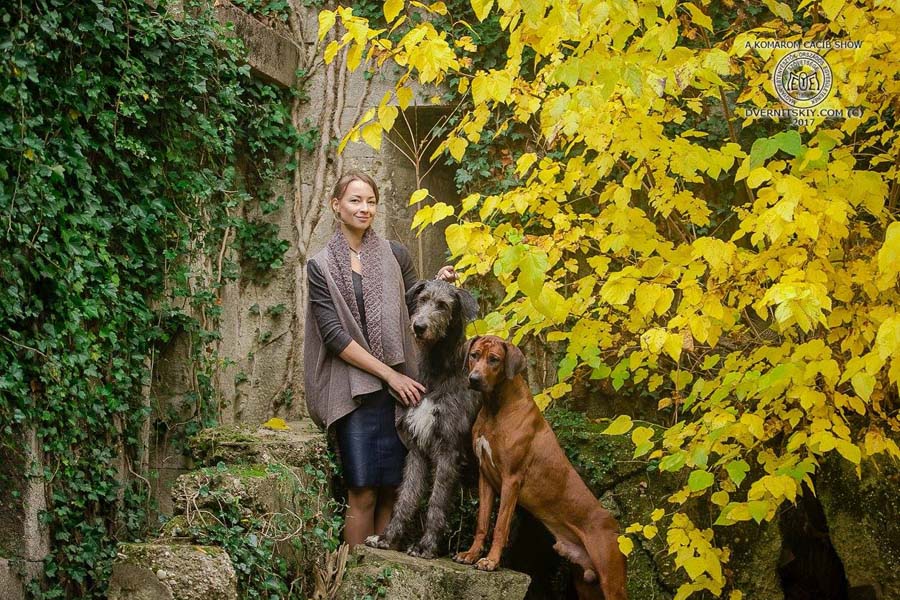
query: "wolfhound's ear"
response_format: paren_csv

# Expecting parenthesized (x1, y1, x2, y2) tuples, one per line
(406, 280, 427, 308)
(504, 342, 527, 380)
(456, 288, 479, 322)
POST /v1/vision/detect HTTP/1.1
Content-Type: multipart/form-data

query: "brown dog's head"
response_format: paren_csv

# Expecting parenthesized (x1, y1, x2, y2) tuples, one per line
(465, 335, 526, 395)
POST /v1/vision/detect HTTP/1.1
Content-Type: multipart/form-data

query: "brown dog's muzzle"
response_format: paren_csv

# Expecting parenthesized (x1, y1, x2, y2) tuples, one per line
(466, 352, 499, 394)
(467, 370, 485, 391)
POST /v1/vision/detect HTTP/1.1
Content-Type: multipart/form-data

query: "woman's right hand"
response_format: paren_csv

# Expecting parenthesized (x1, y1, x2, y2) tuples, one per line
(387, 371, 426, 407)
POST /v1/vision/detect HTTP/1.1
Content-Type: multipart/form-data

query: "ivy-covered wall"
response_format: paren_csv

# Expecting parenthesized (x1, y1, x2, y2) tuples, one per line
(1, 0, 462, 596)
(0, 1, 299, 596)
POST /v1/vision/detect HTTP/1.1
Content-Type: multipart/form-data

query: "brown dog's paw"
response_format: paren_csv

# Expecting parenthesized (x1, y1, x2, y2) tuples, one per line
(453, 550, 479, 565)
(474, 557, 497, 571)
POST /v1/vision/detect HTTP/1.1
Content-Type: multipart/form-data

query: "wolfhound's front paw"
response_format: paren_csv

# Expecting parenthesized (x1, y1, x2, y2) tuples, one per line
(475, 557, 497, 571)
(407, 541, 439, 559)
(365, 535, 391, 549)
(453, 550, 480, 564)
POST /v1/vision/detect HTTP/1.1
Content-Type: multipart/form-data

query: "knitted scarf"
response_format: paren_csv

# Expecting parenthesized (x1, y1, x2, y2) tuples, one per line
(326, 226, 385, 361)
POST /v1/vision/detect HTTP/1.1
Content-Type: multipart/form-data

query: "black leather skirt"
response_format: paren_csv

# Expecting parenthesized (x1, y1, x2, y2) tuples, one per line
(334, 388, 406, 488)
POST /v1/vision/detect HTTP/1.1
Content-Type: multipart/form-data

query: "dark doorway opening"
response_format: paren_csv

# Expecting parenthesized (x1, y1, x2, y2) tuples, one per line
(778, 485, 850, 600)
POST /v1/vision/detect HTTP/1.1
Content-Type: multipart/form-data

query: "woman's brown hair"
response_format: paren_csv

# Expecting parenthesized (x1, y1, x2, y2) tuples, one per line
(331, 170, 380, 204)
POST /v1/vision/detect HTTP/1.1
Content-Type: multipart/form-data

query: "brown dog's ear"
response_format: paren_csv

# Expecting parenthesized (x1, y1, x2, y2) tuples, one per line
(504, 342, 526, 380)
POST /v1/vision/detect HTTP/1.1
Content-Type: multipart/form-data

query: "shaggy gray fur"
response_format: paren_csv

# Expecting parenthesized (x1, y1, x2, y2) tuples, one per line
(366, 280, 481, 558)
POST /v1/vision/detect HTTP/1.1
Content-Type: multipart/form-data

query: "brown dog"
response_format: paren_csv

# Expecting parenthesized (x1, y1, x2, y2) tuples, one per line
(452, 335, 628, 600)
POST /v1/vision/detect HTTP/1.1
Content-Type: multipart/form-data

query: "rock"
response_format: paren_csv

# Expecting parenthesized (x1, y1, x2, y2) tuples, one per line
(188, 420, 327, 471)
(107, 543, 236, 600)
(724, 520, 785, 600)
(148, 421, 344, 598)
(170, 463, 300, 518)
(180, 420, 335, 529)
(164, 462, 321, 581)
(818, 456, 900, 600)
(1, 558, 26, 600)
(337, 546, 530, 600)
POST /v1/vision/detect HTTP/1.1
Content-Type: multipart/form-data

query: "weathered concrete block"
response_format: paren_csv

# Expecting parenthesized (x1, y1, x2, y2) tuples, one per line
(189, 419, 327, 469)
(0, 428, 50, 563)
(107, 542, 236, 600)
(1, 558, 25, 600)
(0, 558, 43, 600)
(215, 0, 300, 88)
(150, 1, 299, 88)
(169, 423, 337, 582)
(819, 456, 900, 599)
(170, 463, 304, 518)
(338, 546, 530, 600)
(0, 428, 49, 598)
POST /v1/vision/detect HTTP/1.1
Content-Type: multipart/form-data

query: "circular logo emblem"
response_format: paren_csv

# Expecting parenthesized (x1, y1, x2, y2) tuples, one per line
(772, 50, 833, 108)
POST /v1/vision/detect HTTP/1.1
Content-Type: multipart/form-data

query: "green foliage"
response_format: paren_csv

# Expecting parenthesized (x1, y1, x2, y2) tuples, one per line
(0, 1, 296, 597)
(357, 566, 394, 600)
(235, 219, 291, 279)
(170, 459, 343, 599)
(545, 408, 619, 486)
(229, 0, 293, 21)
(189, 509, 293, 599)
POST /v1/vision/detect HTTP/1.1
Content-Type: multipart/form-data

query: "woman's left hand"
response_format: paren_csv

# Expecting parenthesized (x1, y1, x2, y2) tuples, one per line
(435, 265, 458, 283)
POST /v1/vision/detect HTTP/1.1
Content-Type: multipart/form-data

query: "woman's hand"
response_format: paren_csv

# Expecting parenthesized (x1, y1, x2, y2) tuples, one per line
(435, 265, 458, 282)
(387, 371, 426, 407)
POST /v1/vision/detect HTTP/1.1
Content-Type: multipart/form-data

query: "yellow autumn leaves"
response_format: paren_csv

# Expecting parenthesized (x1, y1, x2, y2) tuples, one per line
(318, 0, 900, 597)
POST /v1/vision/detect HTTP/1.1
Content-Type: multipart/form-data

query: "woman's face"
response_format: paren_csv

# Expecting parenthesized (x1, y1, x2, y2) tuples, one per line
(332, 179, 377, 234)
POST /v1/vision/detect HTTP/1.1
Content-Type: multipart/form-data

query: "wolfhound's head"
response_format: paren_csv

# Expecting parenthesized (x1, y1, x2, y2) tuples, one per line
(406, 280, 478, 344)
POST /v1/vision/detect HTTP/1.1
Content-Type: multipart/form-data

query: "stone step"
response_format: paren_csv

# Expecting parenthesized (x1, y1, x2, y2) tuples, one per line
(188, 419, 327, 470)
(177, 420, 332, 523)
(169, 462, 308, 520)
(338, 546, 531, 600)
(107, 542, 236, 600)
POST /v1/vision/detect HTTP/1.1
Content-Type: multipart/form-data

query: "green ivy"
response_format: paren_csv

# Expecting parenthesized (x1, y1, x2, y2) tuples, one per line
(0, 1, 299, 597)
(236, 219, 291, 279)
(168, 460, 343, 599)
(545, 408, 620, 488)
(357, 566, 394, 600)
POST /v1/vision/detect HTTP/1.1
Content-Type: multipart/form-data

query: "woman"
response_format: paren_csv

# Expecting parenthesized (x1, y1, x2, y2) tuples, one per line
(303, 170, 457, 546)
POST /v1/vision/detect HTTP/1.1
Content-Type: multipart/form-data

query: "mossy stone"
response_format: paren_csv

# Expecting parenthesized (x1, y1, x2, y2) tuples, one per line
(337, 546, 530, 600)
(107, 542, 236, 600)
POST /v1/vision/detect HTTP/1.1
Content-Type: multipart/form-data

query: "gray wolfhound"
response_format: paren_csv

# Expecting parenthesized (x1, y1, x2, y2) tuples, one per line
(366, 279, 481, 557)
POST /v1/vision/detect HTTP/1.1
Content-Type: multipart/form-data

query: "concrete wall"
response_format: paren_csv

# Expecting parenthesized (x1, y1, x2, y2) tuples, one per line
(148, 1, 457, 514)
(0, 428, 50, 598)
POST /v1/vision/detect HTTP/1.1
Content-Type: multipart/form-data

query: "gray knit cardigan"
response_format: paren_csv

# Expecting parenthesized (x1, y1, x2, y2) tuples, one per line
(303, 238, 419, 432)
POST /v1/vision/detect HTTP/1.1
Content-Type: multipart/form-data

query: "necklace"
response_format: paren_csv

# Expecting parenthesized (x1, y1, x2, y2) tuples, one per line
(349, 247, 362, 262)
